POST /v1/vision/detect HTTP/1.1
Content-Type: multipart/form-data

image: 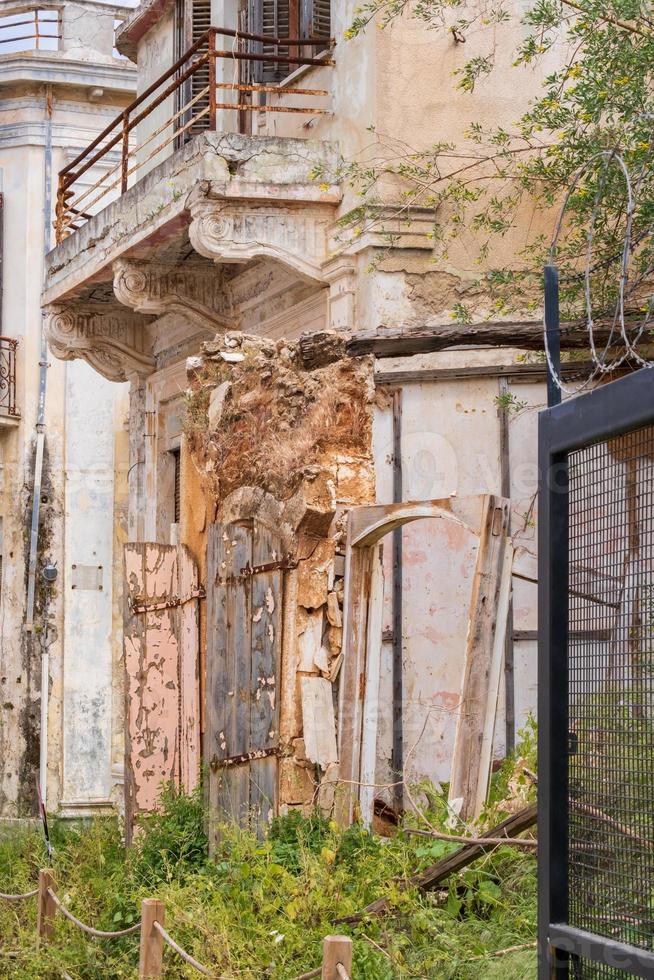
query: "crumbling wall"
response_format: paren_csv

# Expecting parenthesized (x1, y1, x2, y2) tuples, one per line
(183, 331, 376, 813)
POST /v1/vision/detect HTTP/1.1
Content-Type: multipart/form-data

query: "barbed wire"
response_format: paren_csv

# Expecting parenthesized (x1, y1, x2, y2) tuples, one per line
(545, 145, 654, 396)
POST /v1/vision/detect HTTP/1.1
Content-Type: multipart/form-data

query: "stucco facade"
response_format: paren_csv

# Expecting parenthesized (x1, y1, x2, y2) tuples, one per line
(40, 0, 551, 824)
(0, 0, 136, 817)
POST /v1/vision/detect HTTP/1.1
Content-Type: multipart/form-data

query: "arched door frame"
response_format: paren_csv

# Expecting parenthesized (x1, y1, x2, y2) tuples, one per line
(335, 495, 512, 827)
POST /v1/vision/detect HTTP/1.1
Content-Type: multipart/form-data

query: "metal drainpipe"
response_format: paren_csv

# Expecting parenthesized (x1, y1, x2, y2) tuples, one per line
(25, 85, 53, 809)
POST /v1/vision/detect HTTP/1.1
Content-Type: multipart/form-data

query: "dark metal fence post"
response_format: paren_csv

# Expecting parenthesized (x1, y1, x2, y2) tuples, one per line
(544, 264, 562, 408)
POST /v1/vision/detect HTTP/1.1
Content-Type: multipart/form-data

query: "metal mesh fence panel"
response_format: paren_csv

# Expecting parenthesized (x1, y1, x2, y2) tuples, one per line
(567, 425, 654, 978)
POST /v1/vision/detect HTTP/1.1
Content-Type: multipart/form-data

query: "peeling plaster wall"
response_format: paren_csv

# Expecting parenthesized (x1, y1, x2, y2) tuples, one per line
(134, 4, 175, 177)
(62, 361, 128, 815)
(0, 16, 135, 816)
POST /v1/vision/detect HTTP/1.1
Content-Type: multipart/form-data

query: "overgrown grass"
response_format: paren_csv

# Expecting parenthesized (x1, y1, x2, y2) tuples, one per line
(0, 737, 537, 979)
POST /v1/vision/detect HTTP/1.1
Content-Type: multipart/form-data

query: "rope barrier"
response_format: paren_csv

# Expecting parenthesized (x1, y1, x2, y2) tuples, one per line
(2, 873, 352, 977)
(0, 888, 38, 901)
(47, 889, 141, 939)
(153, 920, 212, 975)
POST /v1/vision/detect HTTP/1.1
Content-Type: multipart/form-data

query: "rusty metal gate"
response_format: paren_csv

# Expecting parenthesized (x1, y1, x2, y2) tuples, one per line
(205, 520, 286, 845)
(539, 368, 654, 978)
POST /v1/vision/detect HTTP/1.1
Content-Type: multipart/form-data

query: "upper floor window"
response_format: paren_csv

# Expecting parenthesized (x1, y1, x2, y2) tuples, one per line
(0, 7, 61, 54)
(241, 0, 331, 84)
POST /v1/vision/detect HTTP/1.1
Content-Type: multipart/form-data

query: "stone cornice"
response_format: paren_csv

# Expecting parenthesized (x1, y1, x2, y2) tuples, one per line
(113, 258, 235, 334)
(45, 304, 155, 382)
(0, 54, 136, 94)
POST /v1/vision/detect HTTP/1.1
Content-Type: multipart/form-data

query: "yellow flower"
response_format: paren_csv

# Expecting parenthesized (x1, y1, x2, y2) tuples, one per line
(319, 182, 330, 192)
(616, 77, 631, 86)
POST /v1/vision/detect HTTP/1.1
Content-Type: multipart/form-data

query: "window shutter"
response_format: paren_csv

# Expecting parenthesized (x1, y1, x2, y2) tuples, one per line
(243, 0, 290, 85)
(191, 0, 211, 131)
(261, 0, 290, 84)
(300, 0, 330, 41)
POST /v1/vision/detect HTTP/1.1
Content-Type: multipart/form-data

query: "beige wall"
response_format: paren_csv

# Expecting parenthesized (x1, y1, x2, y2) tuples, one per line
(0, 10, 135, 816)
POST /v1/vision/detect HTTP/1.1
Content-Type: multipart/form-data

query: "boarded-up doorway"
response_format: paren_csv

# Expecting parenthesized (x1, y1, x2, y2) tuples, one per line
(205, 521, 285, 846)
(124, 543, 201, 842)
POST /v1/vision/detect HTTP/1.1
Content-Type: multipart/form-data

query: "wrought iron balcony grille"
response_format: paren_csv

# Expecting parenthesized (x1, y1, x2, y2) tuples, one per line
(0, 338, 19, 419)
(55, 26, 334, 243)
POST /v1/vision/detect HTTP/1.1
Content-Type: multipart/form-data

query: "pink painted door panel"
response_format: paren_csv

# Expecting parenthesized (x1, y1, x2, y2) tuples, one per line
(124, 543, 200, 841)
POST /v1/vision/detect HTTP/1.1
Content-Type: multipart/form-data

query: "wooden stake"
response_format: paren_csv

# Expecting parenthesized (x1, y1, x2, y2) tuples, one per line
(322, 935, 353, 979)
(36, 869, 56, 944)
(139, 898, 165, 979)
(449, 494, 510, 820)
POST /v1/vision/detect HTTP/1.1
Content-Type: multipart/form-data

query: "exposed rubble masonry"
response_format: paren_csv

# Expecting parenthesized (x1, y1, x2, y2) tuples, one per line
(183, 330, 376, 814)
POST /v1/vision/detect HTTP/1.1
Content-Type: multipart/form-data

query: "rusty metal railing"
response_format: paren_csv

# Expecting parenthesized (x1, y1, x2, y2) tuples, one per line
(0, 8, 61, 51)
(0, 337, 19, 418)
(55, 26, 334, 243)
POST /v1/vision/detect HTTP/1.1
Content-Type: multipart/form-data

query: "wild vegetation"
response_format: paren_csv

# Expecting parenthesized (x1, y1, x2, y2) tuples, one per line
(0, 729, 537, 979)
(339, 0, 654, 324)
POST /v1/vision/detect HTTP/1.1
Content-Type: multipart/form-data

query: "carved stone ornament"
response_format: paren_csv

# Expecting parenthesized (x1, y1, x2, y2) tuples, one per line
(45, 305, 155, 383)
(188, 199, 332, 283)
(113, 258, 234, 333)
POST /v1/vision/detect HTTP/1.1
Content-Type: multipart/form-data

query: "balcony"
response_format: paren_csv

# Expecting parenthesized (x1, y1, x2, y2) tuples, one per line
(55, 26, 335, 243)
(0, 337, 19, 423)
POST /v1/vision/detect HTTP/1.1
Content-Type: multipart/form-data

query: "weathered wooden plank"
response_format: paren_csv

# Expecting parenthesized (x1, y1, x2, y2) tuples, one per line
(347, 319, 625, 359)
(359, 546, 384, 828)
(249, 521, 283, 833)
(449, 495, 510, 820)
(474, 542, 513, 816)
(178, 545, 200, 795)
(335, 541, 372, 826)
(301, 676, 338, 769)
(338, 802, 538, 923)
(206, 523, 251, 842)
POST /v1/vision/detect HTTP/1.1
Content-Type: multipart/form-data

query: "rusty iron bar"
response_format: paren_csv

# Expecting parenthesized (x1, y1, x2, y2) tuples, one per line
(0, 336, 19, 418)
(209, 746, 280, 771)
(214, 47, 334, 67)
(129, 587, 206, 615)
(218, 81, 330, 96)
(216, 556, 298, 585)
(214, 101, 329, 114)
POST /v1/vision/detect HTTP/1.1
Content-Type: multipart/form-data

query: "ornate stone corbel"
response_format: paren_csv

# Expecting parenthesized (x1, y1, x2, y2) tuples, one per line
(45, 305, 155, 383)
(113, 259, 234, 334)
(188, 198, 332, 283)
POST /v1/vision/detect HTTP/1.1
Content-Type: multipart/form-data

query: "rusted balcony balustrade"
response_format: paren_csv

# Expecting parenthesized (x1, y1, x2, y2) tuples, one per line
(55, 26, 334, 243)
(0, 8, 61, 52)
(0, 337, 19, 419)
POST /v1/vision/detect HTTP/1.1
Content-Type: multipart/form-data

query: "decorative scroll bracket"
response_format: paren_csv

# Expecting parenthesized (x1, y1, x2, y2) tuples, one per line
(113, 258, 235, 334)
(45, 305, 155, 383)
(188, 197, 333, 284)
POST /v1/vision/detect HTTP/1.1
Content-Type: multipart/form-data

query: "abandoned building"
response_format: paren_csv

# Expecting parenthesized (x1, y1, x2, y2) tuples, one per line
(18, 0, 567, 834)
(0, 1, 137, 818)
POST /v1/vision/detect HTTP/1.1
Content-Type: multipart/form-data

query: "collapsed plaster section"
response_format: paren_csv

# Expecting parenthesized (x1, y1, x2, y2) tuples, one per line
(184, 329, 377, 814)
